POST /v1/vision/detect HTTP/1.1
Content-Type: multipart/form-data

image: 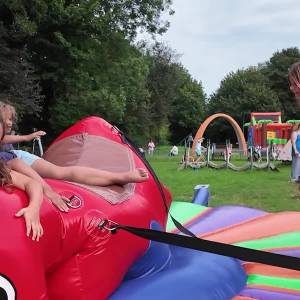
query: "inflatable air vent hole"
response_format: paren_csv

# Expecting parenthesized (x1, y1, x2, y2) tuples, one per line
(59, 192, 83, 209)
(84, 210, 111, 240)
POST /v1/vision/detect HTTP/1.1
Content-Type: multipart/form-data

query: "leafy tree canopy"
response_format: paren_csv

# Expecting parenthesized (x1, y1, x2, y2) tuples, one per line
(260, 47, 300, 120)
(207, 67, 281, 143)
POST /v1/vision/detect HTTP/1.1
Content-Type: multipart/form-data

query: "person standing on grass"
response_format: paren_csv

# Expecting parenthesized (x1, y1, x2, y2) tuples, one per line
(290, 123, 300, 184)
(195, 138, 204, 157)
(288, 62, 300, 195)
(148, 139, 155, 156)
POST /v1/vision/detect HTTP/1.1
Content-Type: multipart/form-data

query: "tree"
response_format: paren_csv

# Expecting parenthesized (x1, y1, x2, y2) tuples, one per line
(49, 44, 152, 145)
(261, 47, 300, 120)
(169, 66, 206, 143)
(145, 43, 181, 141)
(0, 7, 43, 119)
(137, 43, 207, 144)
(0, 0, 174, 137)
(207, 67, 281, 142)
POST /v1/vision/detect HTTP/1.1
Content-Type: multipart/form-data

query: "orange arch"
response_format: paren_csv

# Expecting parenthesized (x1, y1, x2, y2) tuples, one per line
(192, 113, 247, 157)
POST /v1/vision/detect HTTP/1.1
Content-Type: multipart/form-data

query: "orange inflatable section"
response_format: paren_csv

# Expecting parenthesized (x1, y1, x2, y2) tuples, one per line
(200, 212, 300, 244)
(192, 113, 247, 156)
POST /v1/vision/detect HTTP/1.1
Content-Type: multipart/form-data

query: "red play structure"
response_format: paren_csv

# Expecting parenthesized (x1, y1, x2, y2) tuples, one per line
(246, 112, 293, 148)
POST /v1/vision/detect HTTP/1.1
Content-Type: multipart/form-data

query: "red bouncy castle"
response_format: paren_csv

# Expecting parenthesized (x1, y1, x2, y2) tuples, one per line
(247, 112, 292, 147)
(4, 116, 299, 300)
(0, 117, 172, 300)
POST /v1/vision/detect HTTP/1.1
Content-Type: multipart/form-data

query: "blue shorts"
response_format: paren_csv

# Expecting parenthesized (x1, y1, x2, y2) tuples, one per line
(11, 150, 41, 166)
(0, 151, 17, 161)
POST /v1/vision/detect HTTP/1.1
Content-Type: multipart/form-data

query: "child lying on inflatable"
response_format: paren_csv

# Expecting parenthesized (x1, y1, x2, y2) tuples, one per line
(0, 112, 166, 300)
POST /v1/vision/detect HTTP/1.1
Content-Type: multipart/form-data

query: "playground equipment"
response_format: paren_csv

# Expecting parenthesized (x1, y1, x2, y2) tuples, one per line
(186, 140, 278, 171)
(192, 113, 248, 156)
(181, 111, 300, 170)
(246, 112, 300, 161)
(182, 113, 277, 171)
(247, 112, 288, 148)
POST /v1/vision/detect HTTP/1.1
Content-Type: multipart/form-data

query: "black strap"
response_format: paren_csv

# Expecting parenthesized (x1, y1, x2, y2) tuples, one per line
(113, 126, 300, 271)
(114, 126, 196, 237)
(116, 225, 300, 271)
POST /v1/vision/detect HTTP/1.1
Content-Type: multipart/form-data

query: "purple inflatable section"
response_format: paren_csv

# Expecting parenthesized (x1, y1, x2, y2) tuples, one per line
(240, 288, 300, 300)
(275, 249, 300, 258)
(185, 205, 266, 236)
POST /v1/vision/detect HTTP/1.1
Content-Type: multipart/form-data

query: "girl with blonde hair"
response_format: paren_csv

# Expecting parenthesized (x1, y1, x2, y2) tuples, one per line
(0, 101, 149, 211)
(289, 63, 300, 196)
(0, 113, 44, 241)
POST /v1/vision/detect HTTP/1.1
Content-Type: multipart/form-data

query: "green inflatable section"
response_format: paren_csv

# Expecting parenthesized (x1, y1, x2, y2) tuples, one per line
(247, 274, 300, 291)
(166, 201, 208, 232)
(235, 231, 300, 249)
(235, 230, 300, 291)
(166, 201, 300, 293)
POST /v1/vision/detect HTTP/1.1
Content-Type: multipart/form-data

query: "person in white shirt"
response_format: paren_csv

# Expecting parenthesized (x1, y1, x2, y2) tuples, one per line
(169, 145, 178, 156)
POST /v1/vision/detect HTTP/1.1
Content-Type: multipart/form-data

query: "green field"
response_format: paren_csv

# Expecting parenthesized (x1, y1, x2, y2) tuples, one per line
(147, 146, 300, 212)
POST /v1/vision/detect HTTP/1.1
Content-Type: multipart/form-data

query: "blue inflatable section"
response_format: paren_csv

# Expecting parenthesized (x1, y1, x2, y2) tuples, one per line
(192, 184, 210, 206)
(110, 222, 246, 300)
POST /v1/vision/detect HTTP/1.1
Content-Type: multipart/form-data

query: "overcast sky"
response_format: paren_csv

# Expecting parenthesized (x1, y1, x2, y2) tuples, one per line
(154, 0, 300, 95)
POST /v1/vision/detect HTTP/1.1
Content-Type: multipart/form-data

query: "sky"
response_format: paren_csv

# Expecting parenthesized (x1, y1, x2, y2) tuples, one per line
(153, 0, 300, 95)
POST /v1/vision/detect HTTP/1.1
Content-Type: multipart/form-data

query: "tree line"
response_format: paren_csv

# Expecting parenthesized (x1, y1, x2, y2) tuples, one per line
(1, 1, 299, 146)
(207, 48, 300, 142)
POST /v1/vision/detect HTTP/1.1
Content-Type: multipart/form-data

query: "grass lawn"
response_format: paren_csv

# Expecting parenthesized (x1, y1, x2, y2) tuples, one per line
(147, 146, 300, 212)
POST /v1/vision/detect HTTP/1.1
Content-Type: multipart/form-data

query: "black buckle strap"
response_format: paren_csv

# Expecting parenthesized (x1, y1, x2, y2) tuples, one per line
(104, 222, 300, 271)
(110, 126, 300, 271)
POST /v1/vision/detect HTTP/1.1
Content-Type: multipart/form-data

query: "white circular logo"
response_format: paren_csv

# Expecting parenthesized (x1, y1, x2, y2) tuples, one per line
(0, 274, 16, 300)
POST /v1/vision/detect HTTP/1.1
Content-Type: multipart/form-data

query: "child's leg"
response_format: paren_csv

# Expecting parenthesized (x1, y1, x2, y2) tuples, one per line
(31, 159, 148, 186)
(7, 158, 46, 185)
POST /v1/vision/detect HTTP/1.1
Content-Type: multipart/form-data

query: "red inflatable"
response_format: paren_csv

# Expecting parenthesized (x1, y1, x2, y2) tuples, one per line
(0, 117, 171, 300)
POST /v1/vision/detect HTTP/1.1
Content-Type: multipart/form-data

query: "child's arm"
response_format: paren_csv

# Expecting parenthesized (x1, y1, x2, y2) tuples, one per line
(10, 170, 44, 241)
(7, 159, 69, 212)
(2, 131, 46, 144)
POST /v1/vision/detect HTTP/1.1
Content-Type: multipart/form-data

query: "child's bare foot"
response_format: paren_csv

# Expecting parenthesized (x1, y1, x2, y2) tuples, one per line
(127, 168, 149, 183)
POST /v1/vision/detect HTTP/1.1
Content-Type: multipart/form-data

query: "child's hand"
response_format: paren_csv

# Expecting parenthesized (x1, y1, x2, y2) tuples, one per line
(45, 190, 69, 212)
(15, 206, 44, 241)
(27, 131, 46, 141)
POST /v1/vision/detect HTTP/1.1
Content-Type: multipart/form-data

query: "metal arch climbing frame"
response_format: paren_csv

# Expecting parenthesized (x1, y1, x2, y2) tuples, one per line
(192, 113, 247, 158)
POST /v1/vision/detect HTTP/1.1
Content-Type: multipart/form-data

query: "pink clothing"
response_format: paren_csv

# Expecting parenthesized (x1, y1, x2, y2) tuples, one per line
(148, 142, 155, 151)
